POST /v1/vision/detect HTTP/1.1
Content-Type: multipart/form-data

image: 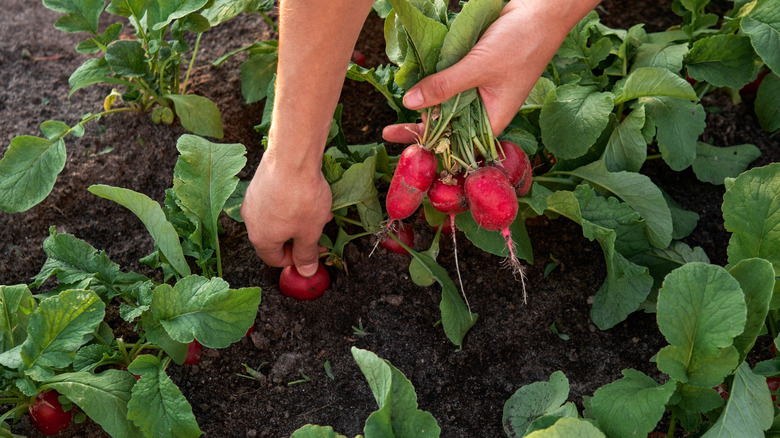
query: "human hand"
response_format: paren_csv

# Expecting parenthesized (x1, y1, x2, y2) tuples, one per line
(240, 152, 332, 277)
(384, 0, 600, 143)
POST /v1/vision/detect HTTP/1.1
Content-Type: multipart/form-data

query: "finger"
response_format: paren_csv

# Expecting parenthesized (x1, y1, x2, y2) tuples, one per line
(402, 54, 483, 110)
(382, 123, 424, 144)
(252, 240, 293, 268)
(292, 235, 324, 277)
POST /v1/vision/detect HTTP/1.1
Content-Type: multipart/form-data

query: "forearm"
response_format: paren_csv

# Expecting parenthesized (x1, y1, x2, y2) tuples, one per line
(267, 0, 375, 174)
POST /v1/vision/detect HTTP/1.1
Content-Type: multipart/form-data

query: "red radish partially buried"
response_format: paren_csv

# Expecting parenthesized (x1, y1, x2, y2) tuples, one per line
(768, 377, 780, 402)
(29, 390, 72, 436)
(386, 144, 438, 223)
(182, 340, 203, 365)
(379, 221, 415, 254)
(279, 262, 330, 300)
(741, 69, 769, 95)
(464, 166, 527, 300)
(493, 141, 532, 197)
(351, 50, 366, 67)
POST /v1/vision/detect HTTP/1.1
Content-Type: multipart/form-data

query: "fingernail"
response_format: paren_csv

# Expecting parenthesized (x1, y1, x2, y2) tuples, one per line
(298, 263, 318, 277)
(403, 88, 423, 108)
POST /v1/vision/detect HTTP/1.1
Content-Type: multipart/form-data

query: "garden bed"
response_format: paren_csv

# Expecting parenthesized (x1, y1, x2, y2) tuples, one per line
(1, 1, 778, 437)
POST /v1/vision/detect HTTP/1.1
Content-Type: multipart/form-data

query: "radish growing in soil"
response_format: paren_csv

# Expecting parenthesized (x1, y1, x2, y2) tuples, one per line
(183, 340, 203, 366)
(28, 390, 73, 436)
(379, 221, 415, 254)
(464, 166, 527, 300)
(279, 262, 330, 300)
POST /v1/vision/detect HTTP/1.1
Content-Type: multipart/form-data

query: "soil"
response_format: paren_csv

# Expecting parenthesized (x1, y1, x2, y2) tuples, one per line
(1, 2, 777, 438)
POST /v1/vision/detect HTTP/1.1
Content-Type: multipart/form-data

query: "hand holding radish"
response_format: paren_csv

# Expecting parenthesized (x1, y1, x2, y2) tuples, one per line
(241, 154, 333, 277)
(383, 0, 602, 142)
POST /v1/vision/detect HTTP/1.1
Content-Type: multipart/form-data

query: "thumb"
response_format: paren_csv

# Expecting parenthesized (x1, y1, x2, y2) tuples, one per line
(292, 238, 322, 278)
(402, 56, 482, 110)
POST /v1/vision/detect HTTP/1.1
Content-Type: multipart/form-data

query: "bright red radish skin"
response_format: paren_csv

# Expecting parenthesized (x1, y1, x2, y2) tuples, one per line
(493, 141, 532, 197)
(465, 166, 527, 301)
(183, 340, 203, 365)
(29, 390, 73, 436)
(465, 167, 518, 232)
(380, 221, 415, 254)
(279, 262, 330, 300)
(351, 50, 366, 67)
(428, 173, 468, 215)
(386, 145, 438, 222)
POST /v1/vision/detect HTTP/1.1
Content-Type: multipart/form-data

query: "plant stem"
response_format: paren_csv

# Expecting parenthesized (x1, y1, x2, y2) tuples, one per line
(646, 153, 663, 160)
(667, 415, 677, 437)
(181, 33, 203, 94)
(0, 397, 25, 404)
(332, 214, 364, 227)
(259, 10, 279, 33)
(532, 176, 577, 185)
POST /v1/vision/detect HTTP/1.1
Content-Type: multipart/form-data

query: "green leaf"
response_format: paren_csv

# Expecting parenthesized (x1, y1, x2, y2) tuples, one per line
(455, 210, 533, 264)
(524, 417, 605, 438)
(147, 0, 209, 31)
(151, 275, 261, 348)
(69, 58, 129, 97)
(631, 43, 688, 73)
(590, 369, 676, 438)
(575, 184, 650, 257)
(741, 0, 780, 74)
(723, 163, 780, 284)
(685, 34, 758, 89)
(546, 187, 653, 329)
(436, 0, 501, 71)
(200, 0, 260, 26)
(351, 347, 441, 437)
(330, 154, 379, 211)
(386, 0, 448, 87)
(44, 370, 143, 438)
(0, 285, 35, 352)
(565, 161, 673, 249)
(76, 23, 123, 54)
(615, 67, 698, 104)
(656, 263, 747, 387)
(729, 258, 774, 365)
(639, 96, 706, 171)
(127, 355, 202, 437)
(663, 190, 700, 240)
(701, 362, 774, 437)
(502, 371, 578, 437)
(675, 384, 726, 413)
(173, 134, 245, 258)
(692, 142, 761, 185)
(105, 40, 148, 77)
(87, 185, 191, 277)
(523, 77, 556, 111)
(346, 63, 417, 123)
(32, 227, 123, 288)
(164, 94, 224, 139)
(755, 72, 780, 133)
(540, 85, 615, 160)
(106, 0, 151, 18)
(43, 0, 104, 34)
(291, 425, 348, 438)
(20, 289, 105, 380)
(240, 43, 278, 104)
(223, 180, 248, 223)
(602, 105, 647, 172)
(0, 135, 66, 213)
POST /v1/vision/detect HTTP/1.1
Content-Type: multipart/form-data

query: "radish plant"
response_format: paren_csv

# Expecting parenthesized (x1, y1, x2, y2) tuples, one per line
(0, 0, 267, 215)
(0, 135, 261, 437)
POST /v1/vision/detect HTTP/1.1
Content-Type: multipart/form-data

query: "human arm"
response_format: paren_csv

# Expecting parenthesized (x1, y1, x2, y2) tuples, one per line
(383, 0, 603, 143)
(241, 0, 375, 276)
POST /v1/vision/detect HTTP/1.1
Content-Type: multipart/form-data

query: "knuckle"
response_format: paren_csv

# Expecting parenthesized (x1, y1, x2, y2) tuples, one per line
(429, 75, 454, 101)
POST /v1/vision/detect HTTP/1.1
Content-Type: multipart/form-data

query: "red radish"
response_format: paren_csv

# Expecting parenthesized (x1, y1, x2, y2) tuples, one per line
(427, 173, 468, 215)
(464, 166, 527, 300)
(246, 323, 256, 338)
(29, 390, 72, 436)
(351, 50, 366, 67)
(741, 69, 769, 95)
(386, 144, 438, 222)
(379, 221, 415, 254)
(182, 340, 203, 365)
(492, 141, 532, 197)
(768, 377, 780, 402)
(279, 262, 330, 300)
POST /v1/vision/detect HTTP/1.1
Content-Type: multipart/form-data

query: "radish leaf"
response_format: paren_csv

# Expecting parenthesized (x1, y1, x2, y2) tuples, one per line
(701, 362, 774, 437)
(502, 371, 577, 437)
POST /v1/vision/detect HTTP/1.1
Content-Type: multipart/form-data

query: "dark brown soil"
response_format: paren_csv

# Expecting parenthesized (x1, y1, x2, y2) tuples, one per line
(1, 2, 777, 438)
